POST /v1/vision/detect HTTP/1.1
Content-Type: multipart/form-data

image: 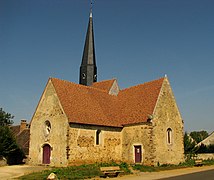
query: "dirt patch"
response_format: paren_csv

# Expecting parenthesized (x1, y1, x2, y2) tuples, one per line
(0, 165, 50, 180)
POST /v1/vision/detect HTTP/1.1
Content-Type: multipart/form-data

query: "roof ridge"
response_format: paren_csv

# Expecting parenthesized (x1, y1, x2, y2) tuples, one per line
(10, 125, 20, 128)
(93, 78, 116, 84)
(51, 77, 112, 94)
(120, 77, 165, 92)
(92, 79, 117, 93)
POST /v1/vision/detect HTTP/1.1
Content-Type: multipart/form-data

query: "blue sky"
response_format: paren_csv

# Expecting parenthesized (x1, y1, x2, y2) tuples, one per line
(0, 0, 214, 132)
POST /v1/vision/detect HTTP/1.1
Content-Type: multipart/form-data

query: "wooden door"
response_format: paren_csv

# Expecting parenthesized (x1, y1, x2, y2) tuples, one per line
(43, 144, 51, 164)
(134, 146, 142, 163)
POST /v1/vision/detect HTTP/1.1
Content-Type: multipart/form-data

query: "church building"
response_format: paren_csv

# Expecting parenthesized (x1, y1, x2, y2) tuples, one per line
(29, 10, 184, 167)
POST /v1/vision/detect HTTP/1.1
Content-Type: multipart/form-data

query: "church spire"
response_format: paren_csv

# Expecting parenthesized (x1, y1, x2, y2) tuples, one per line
(79, 2, 97, 86)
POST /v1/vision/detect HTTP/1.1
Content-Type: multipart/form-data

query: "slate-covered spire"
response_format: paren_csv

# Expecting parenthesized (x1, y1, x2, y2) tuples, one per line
(79, 8, 97, 86)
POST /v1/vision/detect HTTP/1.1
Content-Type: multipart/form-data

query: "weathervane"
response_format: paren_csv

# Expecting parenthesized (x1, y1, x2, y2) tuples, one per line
(90, 0, 93, 12)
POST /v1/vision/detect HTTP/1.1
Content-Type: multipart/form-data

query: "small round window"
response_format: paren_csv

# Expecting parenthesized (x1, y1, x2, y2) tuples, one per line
(45, 120, 51, 135)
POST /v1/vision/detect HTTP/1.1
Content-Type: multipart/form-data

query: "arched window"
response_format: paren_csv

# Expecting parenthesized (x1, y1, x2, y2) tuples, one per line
(167, 128, 172, 144)
(96, 130, 101, 145)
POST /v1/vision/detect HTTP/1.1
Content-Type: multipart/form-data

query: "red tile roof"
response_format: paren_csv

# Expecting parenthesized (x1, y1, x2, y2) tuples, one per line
(51, 77, 164, 127)
(118, 78, 164, 125)
(92, 79, 116, 93)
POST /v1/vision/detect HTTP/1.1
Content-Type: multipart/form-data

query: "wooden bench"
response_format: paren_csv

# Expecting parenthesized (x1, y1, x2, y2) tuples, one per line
(100, 166, 124, 178)
(195, 159, 203, 167)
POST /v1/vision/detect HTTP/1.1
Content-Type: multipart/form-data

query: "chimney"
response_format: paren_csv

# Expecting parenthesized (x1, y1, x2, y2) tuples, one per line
(20, 119, 27, 132)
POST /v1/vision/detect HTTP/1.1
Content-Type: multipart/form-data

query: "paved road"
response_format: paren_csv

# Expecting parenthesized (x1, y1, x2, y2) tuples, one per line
(0, 165, 48, 180)
(161, 169, 214, 180)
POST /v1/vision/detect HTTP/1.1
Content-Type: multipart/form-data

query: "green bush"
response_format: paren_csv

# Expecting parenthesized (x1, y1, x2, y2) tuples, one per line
(179, 159, 195, 167)
(133, 164, 156, 172)
(202, 158, 214, 165)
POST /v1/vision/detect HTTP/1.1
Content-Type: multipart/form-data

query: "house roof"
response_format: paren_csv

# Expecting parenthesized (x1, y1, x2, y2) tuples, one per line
(197, 131, 214, 146)
(51, 77, 165, 127)
(10, 125, 21, 136)
(10, 125, 30, 155)
(118, 78, 164, 125)
(51, 78, 121, 127)
(16, 129, 30, 155)
(92, 79, 116, 93)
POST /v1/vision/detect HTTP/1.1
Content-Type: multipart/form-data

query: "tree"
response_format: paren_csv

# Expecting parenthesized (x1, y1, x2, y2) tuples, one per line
(0, 126, 25, 164)
(184, 132, 196, 154)
(0, 108, 14, 126)
(0, 108, 24, 164)
(197, 144, 214, 153)
(190, 131, 209, 144)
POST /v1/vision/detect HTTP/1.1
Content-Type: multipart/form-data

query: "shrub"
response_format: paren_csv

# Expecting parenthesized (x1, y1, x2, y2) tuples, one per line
(133, 164, 156, 172)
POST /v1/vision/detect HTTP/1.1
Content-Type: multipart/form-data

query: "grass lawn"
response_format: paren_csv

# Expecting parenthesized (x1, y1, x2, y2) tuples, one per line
(133, 159, 214, 172)
(18, 162, 130, 180)
(18, 159, 214, 179)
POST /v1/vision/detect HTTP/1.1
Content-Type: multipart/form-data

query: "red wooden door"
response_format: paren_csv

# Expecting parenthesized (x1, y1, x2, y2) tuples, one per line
(134, 146, 142, 163)
(43, 144, 51, 164)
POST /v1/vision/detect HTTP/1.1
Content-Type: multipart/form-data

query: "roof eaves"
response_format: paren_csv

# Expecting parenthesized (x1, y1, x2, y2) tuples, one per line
(69, 121, 123, 128)
(122, 121, 152, 127)
(151, 77, 165, 116)
(50, 78, 72, 123)
(30, 78, 52, 125)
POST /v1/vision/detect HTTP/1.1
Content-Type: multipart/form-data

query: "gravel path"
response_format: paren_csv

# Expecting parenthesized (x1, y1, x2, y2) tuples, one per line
(0, 165, 49, 180)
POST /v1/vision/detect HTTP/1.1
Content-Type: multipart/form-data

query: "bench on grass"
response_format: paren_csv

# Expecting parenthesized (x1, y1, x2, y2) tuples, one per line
(100, 166, 124, 177)
(195, 159, 203, 166)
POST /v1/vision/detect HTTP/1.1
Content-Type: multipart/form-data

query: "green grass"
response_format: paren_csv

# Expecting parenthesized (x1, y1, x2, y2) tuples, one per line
(18, 159, 214, 179)
(18, 162, 131, 180)
(19, 164, 102, 180)
(133, 164, 157, 172)
(202, 159, 214, 166)
(132, 159, 214, 172)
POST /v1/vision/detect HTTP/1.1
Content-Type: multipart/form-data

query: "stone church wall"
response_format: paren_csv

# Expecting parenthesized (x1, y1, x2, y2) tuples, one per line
(122, 123, 154, 165)
(29, 81, 69, 167)
(152, 78, 184, 165)
(68, 124, 122, 165)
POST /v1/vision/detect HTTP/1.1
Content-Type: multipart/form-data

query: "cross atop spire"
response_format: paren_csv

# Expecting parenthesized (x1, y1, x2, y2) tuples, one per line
(79, 3, 97, 86)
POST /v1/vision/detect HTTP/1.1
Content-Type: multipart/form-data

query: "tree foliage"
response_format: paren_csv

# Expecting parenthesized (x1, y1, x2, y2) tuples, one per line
(197, 144, 214, 153)
(0, 125, 25, 164)
(190, 131, 209, 144)
(0, 126, 18, 156)
(184, 130, 214, 156)
(184, 132, 196, 154)
(0, 108, 25, 164)
(0, 108, 14, 126)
